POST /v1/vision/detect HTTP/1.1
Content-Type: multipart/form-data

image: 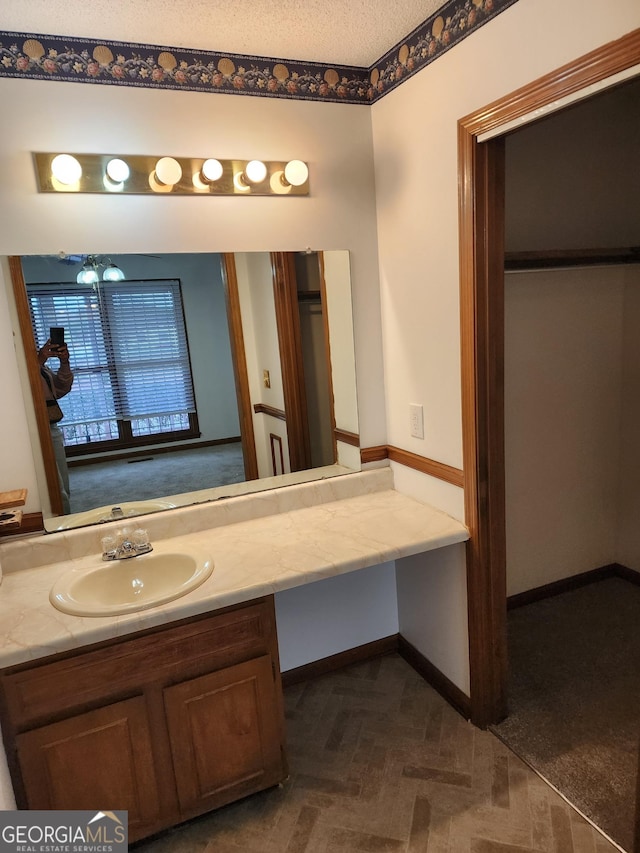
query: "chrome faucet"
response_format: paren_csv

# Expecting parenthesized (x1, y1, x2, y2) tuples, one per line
(101, 527, 153, 561)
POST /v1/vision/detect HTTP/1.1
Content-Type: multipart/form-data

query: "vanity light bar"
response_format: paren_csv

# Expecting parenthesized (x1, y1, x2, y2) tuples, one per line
(33, 152, 310, 196)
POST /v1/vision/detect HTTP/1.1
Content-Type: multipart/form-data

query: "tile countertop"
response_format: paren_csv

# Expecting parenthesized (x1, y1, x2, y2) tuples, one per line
(0, 471, 469, 669)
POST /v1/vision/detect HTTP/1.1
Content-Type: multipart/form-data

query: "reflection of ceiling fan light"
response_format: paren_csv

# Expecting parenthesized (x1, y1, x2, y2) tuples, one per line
(76, 260, 99, 284)
(201, 159, 223, 182)
(154, 157, 182, 186)
(105, 158, 130, 183)
(51, 154, 82, 185)
(283, 160, 309, 187)
(75, 255, 126, 283)
(102, 263, 125, 281)
(244, 160, 267, 184)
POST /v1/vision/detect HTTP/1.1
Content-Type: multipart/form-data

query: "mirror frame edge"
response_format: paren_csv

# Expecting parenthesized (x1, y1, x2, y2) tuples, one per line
(9, 255, 64, 516)
(318, 252, 339, 464)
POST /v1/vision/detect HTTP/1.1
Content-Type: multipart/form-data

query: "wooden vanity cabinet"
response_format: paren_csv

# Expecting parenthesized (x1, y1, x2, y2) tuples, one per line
(0, 596, 288, 842)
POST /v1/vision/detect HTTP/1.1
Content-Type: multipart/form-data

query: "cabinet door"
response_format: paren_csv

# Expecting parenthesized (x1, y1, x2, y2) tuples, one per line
(164, 655, 286, 816)
(16, 696, 161, 835)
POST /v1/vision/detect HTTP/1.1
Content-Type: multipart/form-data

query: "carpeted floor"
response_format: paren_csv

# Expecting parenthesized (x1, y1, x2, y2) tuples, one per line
(68, 443, 246, 513)
(491, 577, 640, 852)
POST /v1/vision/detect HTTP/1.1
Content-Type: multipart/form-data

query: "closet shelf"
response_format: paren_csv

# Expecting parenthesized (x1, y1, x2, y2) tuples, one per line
(504, 247, 640, 271)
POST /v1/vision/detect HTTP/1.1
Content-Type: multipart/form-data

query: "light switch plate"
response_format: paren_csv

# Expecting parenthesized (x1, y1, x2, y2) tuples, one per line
(409, 404, 424, 439)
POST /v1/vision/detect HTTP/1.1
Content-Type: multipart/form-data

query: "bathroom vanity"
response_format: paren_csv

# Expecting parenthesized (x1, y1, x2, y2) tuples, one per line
(0, 469, 469, 841)
(0, 597, 285, 842)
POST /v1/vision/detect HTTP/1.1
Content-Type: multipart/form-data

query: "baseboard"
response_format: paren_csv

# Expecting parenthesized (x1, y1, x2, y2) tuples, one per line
(281, 635, 399, 687)
(507, 563, 639, 609)
(68, 436, 241, 467)
(280, 633, 472, 722)
(397, 635, 471, 720)
(612, 563, 640, 586)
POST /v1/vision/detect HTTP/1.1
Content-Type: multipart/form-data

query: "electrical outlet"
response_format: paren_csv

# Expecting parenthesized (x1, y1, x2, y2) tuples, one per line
(409, 404, 424, 439)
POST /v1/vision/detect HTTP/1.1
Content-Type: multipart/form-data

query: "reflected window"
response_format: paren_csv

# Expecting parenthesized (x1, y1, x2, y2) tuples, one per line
(27, 279, 199, 454)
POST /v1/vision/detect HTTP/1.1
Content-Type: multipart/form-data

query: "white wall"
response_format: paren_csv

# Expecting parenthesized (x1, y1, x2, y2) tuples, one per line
(396, 544, 469, 695)
(372, 0, 640, 683)
(0, 76, 386, 510)
(504, 267, 625, 596)
(275, 562, 398, 671)
(323, 251, 359, 435)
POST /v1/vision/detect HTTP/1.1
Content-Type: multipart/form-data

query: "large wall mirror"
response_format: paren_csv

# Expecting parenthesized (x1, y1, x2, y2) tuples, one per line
(10, 250, 360, 532)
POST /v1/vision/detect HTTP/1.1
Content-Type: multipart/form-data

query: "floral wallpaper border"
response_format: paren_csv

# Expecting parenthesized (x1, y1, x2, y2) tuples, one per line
(0, 0, 519, 106)
(370, 0, 520, 101)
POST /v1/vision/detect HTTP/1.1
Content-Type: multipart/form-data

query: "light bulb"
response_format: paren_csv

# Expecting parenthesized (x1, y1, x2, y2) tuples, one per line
(283, 160, 309, 187)
(154, 157, 182, 186)
(244, 160, 267, 184)
(201, 159, 223, 182)
(51, 154, 82, 185)
(106, 158, 130, 183)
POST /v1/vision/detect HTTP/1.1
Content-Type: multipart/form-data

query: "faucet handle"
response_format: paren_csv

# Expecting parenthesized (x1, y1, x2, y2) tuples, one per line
(101, 534, 118, 561)
(132, 528, 152, 554)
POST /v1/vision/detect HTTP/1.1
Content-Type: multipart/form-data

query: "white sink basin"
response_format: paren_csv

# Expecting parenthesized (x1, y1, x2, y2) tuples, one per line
(50, 550, 214, 617)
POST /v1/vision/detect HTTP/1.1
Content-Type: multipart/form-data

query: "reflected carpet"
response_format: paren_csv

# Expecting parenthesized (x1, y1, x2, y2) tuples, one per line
(68, 442, 245, 513)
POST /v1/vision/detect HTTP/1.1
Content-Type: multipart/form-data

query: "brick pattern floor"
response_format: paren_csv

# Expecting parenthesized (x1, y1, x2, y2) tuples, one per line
(133, 654, 620, 852)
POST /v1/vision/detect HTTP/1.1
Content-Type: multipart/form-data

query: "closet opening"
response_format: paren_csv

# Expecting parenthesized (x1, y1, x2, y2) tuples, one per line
(458, 27, 640, 852)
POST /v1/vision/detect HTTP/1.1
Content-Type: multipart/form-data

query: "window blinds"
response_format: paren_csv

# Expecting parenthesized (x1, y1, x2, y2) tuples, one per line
(28, 279, 196, 446)
(101, 280, 195, 419)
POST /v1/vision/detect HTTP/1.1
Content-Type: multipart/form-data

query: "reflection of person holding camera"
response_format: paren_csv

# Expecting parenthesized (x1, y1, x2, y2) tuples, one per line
(38, 338, 74, 514)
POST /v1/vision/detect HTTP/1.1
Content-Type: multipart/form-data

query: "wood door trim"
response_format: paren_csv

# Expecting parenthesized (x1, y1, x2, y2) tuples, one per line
(460, 29, 640, 137)
(221, 254, 259, 482)
(458, 28, 640, 728)
(271, 252, 312, 471)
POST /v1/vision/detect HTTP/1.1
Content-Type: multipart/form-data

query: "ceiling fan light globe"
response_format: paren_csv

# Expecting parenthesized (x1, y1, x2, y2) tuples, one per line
(102, 264, 125, 281)
(76, 264, 99, 284)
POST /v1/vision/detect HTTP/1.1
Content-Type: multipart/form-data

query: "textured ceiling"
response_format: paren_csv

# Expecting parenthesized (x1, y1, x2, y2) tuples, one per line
(0, 0, 448, 67)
